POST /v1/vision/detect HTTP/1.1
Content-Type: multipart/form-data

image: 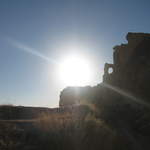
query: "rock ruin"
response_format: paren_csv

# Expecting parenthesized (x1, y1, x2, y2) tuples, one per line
(103, 32, 150, 102)
(60, 32, 150, 107)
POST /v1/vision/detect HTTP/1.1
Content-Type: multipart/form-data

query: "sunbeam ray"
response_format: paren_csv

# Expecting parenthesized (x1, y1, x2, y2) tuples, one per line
(6, 38, 59, 65)
(102, 83, 150, 108)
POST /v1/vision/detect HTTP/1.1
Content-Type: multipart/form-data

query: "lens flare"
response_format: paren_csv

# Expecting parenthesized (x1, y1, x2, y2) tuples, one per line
(102, 83, 150, 108)
(58, 54, 93, 86)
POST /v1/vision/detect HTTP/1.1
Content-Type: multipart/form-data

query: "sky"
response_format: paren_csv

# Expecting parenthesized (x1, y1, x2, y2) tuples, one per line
(0, 0, 150, 107)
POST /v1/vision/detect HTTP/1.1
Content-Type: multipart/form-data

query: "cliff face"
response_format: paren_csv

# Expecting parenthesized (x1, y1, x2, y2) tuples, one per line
(103, 32, 150, 101)
(60, 32, 150, 107)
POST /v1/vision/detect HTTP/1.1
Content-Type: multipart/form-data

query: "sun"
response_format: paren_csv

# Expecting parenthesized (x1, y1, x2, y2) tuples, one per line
(58, 54, 92, 86)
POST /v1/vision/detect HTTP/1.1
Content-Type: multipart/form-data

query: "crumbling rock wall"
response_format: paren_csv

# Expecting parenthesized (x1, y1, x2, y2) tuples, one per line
(59, 86, 92, 107)
(103, 32, 150, 101)
(60, 32, 150, 107)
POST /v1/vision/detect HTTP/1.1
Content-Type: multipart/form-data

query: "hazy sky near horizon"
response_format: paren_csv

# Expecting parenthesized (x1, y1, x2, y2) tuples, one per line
(0, 0, 150, 107)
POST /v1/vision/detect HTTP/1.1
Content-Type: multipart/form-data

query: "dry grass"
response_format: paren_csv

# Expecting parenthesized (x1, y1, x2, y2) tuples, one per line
(0, 104, 134, 150)
(37, 112, 78, 131)
(35, 107, 118, 150)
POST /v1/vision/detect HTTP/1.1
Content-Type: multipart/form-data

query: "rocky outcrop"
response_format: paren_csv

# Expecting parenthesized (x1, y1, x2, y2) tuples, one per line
(59, 86, 92, 107)
(60, 32, 150, 107)
(103, 32, 150, 102)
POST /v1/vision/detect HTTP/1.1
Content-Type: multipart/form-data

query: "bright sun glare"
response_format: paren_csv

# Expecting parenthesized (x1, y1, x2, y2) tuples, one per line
(58, 54, 92, 86)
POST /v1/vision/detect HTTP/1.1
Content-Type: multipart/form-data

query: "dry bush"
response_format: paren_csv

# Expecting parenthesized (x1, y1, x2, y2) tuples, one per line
(37, 112, 78, 131)
(35, 107, 119, 150)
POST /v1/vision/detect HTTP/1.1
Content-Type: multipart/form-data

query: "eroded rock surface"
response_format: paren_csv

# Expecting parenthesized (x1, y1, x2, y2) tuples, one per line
(60, 32, 150, 107)
(103, 32, 150, 101)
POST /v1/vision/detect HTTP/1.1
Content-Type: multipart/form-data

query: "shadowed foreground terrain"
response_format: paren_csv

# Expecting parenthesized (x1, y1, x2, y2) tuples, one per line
(1, 33, 150, 150)
(0, 100, 150, 150)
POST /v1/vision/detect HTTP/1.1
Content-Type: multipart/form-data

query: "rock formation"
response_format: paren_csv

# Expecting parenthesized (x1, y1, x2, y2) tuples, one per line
(59, 86, 92, 107)
(60, 32, 150, 107)
(103, 32, 150, 101)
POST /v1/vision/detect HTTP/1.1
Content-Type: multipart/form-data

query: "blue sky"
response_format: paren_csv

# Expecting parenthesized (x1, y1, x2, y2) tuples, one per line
(0, 0, 150, 107)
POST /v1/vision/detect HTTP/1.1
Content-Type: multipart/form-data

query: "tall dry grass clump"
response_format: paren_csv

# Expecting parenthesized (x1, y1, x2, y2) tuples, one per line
(37, 111, 78, 131)
(35, 105, 119, 150)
